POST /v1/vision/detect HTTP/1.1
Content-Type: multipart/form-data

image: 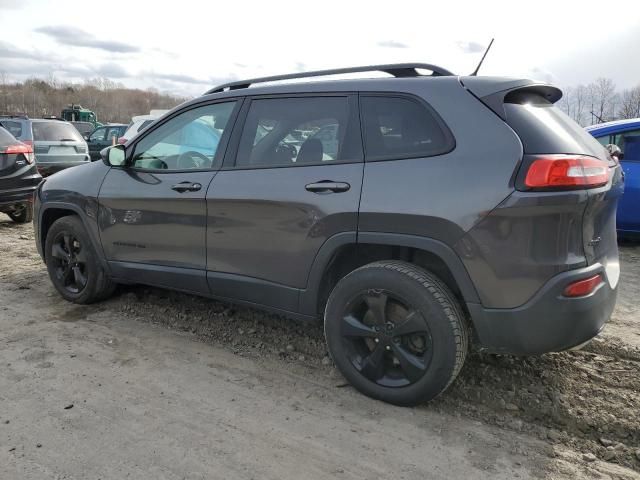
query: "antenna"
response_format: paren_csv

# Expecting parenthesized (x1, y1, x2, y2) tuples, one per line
(470, 38, 494, 76)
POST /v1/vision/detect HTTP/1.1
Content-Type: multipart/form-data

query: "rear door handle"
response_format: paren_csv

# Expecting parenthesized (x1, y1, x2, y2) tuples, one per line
(305, 181, 350, 194)
(171, 181, 202, 193)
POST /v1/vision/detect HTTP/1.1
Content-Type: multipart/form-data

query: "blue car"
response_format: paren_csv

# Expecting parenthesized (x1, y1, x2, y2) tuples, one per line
(587, 118, 640, 237)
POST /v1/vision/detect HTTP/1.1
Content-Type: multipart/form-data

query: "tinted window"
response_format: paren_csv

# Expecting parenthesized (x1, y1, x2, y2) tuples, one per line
(360, 96, 452, 161)
(595, 135, 610, 147)
(139, 120, 154, 132)
(89, 127, 107, 142)
(0, 126, 16, 145)
(32, 122, 83, 142)
(235, 97, 356, 168)
(504, 92, 605, 157)
(132, 102, 235, 171)
(0, 120, 23, 138)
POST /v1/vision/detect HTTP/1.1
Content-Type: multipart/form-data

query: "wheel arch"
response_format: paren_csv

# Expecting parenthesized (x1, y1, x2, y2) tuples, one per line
(300, 231, 480, 317)
(39, 202, 109, 271)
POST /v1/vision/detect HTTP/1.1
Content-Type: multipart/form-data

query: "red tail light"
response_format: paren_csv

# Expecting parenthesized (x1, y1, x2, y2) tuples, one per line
(524, 155, 609, 189)
(21, 139, 33, 147)
(3, 143, 35, 164)
(4, 143, 33, 154)
(563, 274, 603, 297)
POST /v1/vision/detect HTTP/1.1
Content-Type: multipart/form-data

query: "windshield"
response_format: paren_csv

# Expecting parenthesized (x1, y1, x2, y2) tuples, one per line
(32, 122, 84, 142)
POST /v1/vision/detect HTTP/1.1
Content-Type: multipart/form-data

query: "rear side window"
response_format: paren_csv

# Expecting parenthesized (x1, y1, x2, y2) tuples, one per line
(235, 97, 360, 168)
(32, 122, 83, 142)
(360, 96, 453, 161)
(0, 120, 23, 138)
(504, 92, 605, 157)
(0, 126, 16, 144)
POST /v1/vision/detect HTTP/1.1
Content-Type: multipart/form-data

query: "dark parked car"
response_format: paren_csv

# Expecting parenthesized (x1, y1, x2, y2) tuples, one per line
(86, 124, 127, 161)
(0, 116, 90, 176)
(0, 126, 41, 223)
(33, 64, 623, 406)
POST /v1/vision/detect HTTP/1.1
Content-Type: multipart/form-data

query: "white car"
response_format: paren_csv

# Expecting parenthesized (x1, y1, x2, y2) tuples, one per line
(118, 110, 169, 144)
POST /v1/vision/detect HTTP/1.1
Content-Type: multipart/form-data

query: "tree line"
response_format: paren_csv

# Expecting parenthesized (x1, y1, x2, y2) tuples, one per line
(0, 74, 187, 124)
(558, 78, 640, 126)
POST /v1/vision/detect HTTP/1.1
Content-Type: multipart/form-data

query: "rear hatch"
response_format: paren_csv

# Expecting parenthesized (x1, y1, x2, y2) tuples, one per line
(471, 82, 624, 290)
(32, 121, 88, 165)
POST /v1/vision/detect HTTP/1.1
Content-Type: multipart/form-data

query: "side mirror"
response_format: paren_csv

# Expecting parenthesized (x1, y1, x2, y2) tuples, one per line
(605, 143, 622, 159)
(101, 144, 126, 167)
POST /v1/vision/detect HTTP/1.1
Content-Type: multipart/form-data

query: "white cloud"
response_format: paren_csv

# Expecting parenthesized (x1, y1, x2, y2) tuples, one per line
(1, 0, 639, 96)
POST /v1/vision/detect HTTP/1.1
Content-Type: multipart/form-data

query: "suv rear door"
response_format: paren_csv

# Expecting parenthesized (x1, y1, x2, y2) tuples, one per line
(205, 94, 363, 312)
(97, 100, 239, 293)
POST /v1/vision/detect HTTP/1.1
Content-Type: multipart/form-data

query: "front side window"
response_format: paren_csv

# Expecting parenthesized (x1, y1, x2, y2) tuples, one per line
(131, 102, 236, 171)
(235, 97, 355, 168)
(360, 96, 452, 161)
(612, 129, 640, 157)
(89, 128, 107, 142)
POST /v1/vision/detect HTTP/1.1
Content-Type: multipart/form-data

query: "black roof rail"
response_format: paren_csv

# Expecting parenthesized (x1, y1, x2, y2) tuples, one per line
(206, 63, 455, 94)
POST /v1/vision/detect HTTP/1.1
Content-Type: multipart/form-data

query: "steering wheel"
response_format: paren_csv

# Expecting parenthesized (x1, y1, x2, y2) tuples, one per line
(177, 151, 211, 169)
(276, 143, 297, 161)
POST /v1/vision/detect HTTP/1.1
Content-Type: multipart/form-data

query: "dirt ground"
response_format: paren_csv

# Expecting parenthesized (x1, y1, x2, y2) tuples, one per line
(1, 217, 639, 480)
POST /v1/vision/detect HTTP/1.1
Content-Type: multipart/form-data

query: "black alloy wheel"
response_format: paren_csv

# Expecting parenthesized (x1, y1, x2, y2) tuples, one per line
(50, 232, 89, 294)
(341, 289, 433, 388)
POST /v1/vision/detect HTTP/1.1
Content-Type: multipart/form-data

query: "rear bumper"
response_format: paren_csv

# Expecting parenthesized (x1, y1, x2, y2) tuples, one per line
(467, 262, 617, 355)
(0, 168, 41, 209)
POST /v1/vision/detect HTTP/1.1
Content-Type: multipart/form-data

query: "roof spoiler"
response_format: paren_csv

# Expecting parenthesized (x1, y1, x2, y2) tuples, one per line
(460, 77, 562, 120)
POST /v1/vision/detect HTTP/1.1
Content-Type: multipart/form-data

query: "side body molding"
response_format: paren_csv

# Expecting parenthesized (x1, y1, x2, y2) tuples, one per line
(299, 231, 480, 316)
(38, 201, 110, 272)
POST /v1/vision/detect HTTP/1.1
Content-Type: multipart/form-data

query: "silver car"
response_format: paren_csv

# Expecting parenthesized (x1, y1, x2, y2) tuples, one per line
(31, 119, 90, 176)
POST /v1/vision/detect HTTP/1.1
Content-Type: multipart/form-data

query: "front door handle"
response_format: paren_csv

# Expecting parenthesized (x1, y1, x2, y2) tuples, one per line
(305, 181, 350, 194)
(171, 181, 202, 193)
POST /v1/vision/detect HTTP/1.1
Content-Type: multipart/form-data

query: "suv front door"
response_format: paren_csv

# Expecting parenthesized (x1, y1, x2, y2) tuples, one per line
(98, 101, 239, 293)
(206, 95, 363, 313)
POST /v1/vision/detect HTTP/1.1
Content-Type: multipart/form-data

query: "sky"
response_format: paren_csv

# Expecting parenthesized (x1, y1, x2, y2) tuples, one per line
(1, 0, 639, 98)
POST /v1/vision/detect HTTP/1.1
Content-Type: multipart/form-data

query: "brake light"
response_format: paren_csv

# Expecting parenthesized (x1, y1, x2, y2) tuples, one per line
(524, 155, 609, 189)
(563, 274, 603, 297)
(3, 143, 35, 164)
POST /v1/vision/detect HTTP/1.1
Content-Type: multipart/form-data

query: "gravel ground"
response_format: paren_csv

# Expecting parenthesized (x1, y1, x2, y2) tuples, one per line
(1, 217, 639, 479)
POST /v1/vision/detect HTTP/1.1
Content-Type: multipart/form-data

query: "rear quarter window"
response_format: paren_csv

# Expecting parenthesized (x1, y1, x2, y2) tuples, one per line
(0, 120, 23, 139)
(0, 126, 17, 144)
(360, 95, 454, 161)
(504, 92, 605, 157)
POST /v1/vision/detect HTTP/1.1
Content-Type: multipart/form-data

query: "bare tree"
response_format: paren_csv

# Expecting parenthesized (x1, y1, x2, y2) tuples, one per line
(619, 86, 640, 119)
(1, 77, 187, 123)
(589, 78, 616, 123)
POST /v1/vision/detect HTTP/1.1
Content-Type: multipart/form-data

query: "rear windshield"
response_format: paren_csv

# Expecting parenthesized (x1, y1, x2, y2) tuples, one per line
(0, 120, 23, 138)
(0, 126, 17, 145)
(32, 122, 84, 142)
(504, 92, 606, 158)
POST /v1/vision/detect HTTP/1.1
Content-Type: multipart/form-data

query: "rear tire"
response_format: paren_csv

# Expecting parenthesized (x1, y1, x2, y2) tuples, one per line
(45, 216, 116, 304)
(8, 203, 33, 223)
(324, 260, 468, 406)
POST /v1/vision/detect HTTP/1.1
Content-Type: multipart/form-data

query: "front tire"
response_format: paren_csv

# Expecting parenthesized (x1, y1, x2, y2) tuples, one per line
(324, 261, 468, 406)
(8, 203, 33, 223)
(45, 216, 115, 304)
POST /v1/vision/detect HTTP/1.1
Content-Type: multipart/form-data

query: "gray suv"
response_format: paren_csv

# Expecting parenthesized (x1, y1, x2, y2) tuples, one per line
(0, 116, 90, 176)
(33, 64, 623, 405)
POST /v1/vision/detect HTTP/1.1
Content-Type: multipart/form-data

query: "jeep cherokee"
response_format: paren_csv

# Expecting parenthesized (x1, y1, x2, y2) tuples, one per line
(34, 64, 623, 406)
